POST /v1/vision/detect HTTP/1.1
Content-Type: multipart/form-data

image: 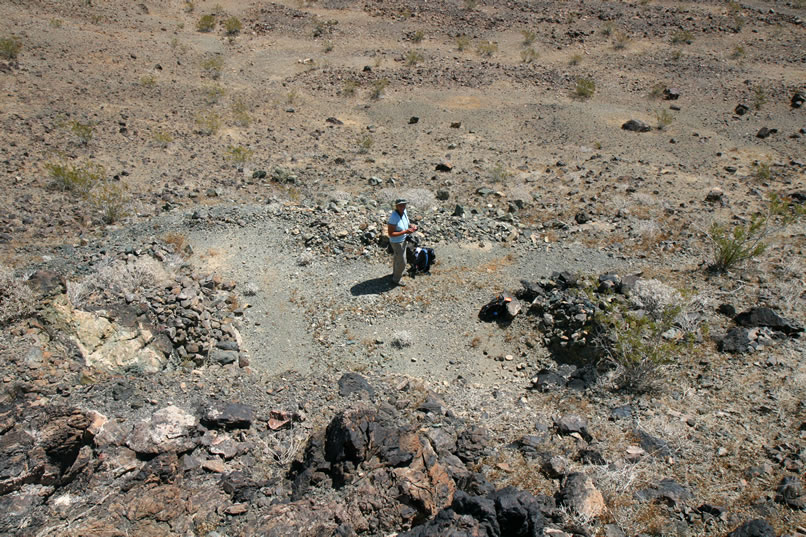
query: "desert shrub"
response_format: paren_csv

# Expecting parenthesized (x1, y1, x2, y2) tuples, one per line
(574, 77, 595, 99)
(753, 161, 772, 182)
(140, 75, 157, 87)
(601, 23, 613, 37)
(204, 84, 225, 104)
(490, 163, 511, 182)
(231, 99, 252, 126)
(322, 41, 334, 53)
(195, 111, 221, 135)
(341, 80, 358, 96)
(648, 83, 666, 99)
(63, 120, 93, 145)
(197, 14, 216, 32)
(477, 41, 498, 57)
(67, 257, 173, 309)
(671, 30, 693, 45)
(731, 45, 746, 59)
(0, 266, 35, 325)
(670, 49, 682, 61)
(520, 47, 538, 63)
(405, 50, 424, 66)
(47, 161, 104, 194)
(369, 78, 389, 100)
(569, 54, 582, 66)
(152, 130, 173, 147)
(223, 17, 241, 35)
(521, 29, 536, 46)
(463, 0, 478, 10)
(456, 35, 471, 51)
(707, 195, 804, 272)
(226, 145, 253, 165)
(312, 19, 337, 38)
(90, 180, 129, 225)
(201, 55, 223, 79)
(357, 135, 373, 154)
(410, 30, 424, 43)
(752, 86, 767, 110)
(655, 109, 674, 129)
(612, 31, 630, 50)
(0, 36, 21, 61)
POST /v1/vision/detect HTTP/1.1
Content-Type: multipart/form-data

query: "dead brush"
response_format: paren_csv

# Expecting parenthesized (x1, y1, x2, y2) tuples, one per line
(0, 265, 35, 325)
(162, 232, 190, 257)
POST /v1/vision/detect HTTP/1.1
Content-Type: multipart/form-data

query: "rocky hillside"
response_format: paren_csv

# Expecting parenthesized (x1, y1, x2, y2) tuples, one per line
(1, 0, 805, 536)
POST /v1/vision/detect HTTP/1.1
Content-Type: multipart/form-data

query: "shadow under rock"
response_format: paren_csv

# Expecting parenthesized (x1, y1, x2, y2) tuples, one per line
(350, 275, 398, 296)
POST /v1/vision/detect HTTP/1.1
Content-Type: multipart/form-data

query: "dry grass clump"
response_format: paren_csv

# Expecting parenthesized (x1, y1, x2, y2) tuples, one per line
(0, 266, 35, 325)
(67, 257, 174, 309)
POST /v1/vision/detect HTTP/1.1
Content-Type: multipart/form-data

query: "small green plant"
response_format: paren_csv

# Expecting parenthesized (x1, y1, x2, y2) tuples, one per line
(601, 23, 613, 37)
(753, 161, 772, 182)
(226, 145, 253, 165)
(184, 1, 195, 13)
(671, 30, 694, 45)
(477, 41, 497, 57)
(490, 163, 511, 182)
(90, 180, 129, 224)
(574, 77, 595, 99)
(201, 55, 224, 79)
(593, 141, 602, 150)
(286, 89, 299, 105)
(463, 0, 478, 10)
(197, 14, 216, 32)
(655, 109, 674, 130)
(152, 130, 173, 148)
(223, 17, 242, 35)
(47, 161, 105, 194)
(670, 49, 683, 61)
(140, 75, 157, 87)
(312, 19, 337, 38)
(231, 99, 252, 126)
(521, 29, 536, 46)
(569, 54, 582, 66)
(520, 47, 538, 63)
(50, 19, 63, 28)
(411, 30, 424, 43)
(612, 31, 630, 50)
(648, 83, 666, 99)
(752, 86, 767, 110)
(731, 45, 746, 59)
(65, 120, 93, 145)
(342, 80, 359, 96)
(357, 135, 373, 154)
(707, 195, 805, 272)
(405, 50, 424, 66)
(323, 41, 334, 53)
(456, 35, 471, 51)
(195, 111, 221, 135)
(204, 84, 225, 104)
(369, 78, 389, 100)
(0, 36, 22, 61)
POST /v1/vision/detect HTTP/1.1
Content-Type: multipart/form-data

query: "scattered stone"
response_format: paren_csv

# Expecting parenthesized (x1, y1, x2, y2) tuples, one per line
(705, 187, 724, 203)
(727, 519, 776, 537)
(775, 476, 805, 510)
(718, 304, 736, 317)
(450, 122, 461, 128)
(622, 119, 652, 132)
(558, 473, 606, 518)
(792, 92, 805, 109)
(634, 429, 672, 457)
(574, 211, 591, 224)
(202, 403, 254, 430)
(756, 127, 777, 139)
(734, 307, 804, 336)
(325, 117, 343, 125)
(435, 163, 452, 172)
(436, 190, 449, 201)
(337, 373, 375, 399)
(210, 349, 239, 365)
(735, 104, 750, 115)
(409, 116, 419, 124)
(635, 478, 692, 507)
(127, 406, 198, 455)
(663, 88, 680, 100)
(554, 415, 592, 442)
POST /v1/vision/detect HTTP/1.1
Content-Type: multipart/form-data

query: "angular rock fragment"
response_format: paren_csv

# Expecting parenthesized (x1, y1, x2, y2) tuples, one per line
(621, 119, 652, 132)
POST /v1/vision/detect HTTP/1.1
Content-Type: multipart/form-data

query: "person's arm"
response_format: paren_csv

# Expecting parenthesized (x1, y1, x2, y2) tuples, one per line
(387, 223, 415, 238)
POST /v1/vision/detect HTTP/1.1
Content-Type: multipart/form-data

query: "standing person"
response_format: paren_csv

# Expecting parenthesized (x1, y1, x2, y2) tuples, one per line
(387, 198, 417, 286)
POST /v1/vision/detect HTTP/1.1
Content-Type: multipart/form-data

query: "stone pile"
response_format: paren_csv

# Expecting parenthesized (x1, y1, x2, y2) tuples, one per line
(717, 306, 803, 354)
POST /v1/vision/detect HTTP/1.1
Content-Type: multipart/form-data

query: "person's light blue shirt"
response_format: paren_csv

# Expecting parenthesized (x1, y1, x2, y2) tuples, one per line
(388, 210, 409, 243)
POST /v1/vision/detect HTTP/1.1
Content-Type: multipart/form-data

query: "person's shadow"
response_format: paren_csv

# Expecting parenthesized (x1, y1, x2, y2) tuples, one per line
(350, 276, 397, 296)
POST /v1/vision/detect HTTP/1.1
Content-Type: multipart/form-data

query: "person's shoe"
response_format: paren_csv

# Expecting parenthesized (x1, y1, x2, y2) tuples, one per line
(393, 280, 406, 287)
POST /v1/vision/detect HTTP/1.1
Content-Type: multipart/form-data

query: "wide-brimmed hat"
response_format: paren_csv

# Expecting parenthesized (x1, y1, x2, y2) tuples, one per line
(394, 198, 408, 206)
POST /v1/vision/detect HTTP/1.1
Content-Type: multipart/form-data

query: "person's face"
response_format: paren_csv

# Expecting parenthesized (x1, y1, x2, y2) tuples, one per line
(396, 203, 406, 213)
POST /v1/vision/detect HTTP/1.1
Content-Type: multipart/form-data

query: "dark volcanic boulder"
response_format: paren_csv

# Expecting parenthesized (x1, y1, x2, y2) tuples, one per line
(622, 119, 652, 132)
(734, 307, 803, 336)
(727, 519, 776, 537)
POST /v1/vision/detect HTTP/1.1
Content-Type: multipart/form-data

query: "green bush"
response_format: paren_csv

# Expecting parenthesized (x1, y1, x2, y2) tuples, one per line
(201, 55, 223, 79)
(90, 181, 129, 224)
(477, 41, 498, 57)
(226, 145, 253, 165)
(520, 47, 538, 63)
(752, 86, 767, 110)
(223, 17, 241, 35)
(521, 29, 536, 46)
(671, 30, 693, 45)
(195, 111, 221, 135)
(231, 99, 252, 126)
(655, 109, 674, 130)
(405, 50, 424, 66)
(411, 30, 424, 43)
(569, 54, 582, 66)
(152, 130, 173, 147)
(0, 36, 21, 61)
(456, 35, 471, 51)
(574, 77, 595, 99)
(197, 14, 216, 32)
(342, 80, 358, 96)
(47, 161, 105, 193)
(357, 135, 373, 154)
(369, 79, 389, 100)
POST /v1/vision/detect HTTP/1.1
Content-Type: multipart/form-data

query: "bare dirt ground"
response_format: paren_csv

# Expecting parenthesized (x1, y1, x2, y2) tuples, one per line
(0, 0, 805, 536)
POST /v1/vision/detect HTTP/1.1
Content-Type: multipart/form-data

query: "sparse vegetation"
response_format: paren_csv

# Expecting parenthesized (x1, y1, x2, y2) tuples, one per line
(140, 75, 157, 87)
(201, 55, 224, 79)
(65, 120, 94, 145)
(405, 50, 424, 66)
(477, 41, 498, 57)
(648, 83, 666, 99)
(410, 30, 424, 43)
(612, 31, 630, 50)
(49, 19, 63, 28)
(752, 85, 767, 110)
(489, 163, 511, 182)
(520, 29, 536, 46)
(569, 53, 582, 66)
(601, 23, 613, 37)
(753, 160, 772, 182)
(196, 14, 216, 32)
(574, 77, 595, 99)
(204, 84, 225, 104)
(0, 36, 22, 60)
(313, 19, 337, 38)
(195, 111, 221, 135)
(231, 99, 252, 126)
(90, 180, 129, 224)
(671, 30, 694, 45)
(223, 17, 242, 35)
(731, 45, 746, 59)
(369, 78, 389, 100)
(463, 0, 478, 10)
(357, 135, 373, 154)
(456, 35, 471, 51)
(322, 41, 334, 53)
(342, 80, 359, 96)
(670, 49, 683, 60)
(0, 265, 35, 325)
(655, 109, 674, 130)
(152, 130, 174, 147)
(520, 47, 538, 63)
(46, 161, 105, 194)
(226, 145, 254, 165)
